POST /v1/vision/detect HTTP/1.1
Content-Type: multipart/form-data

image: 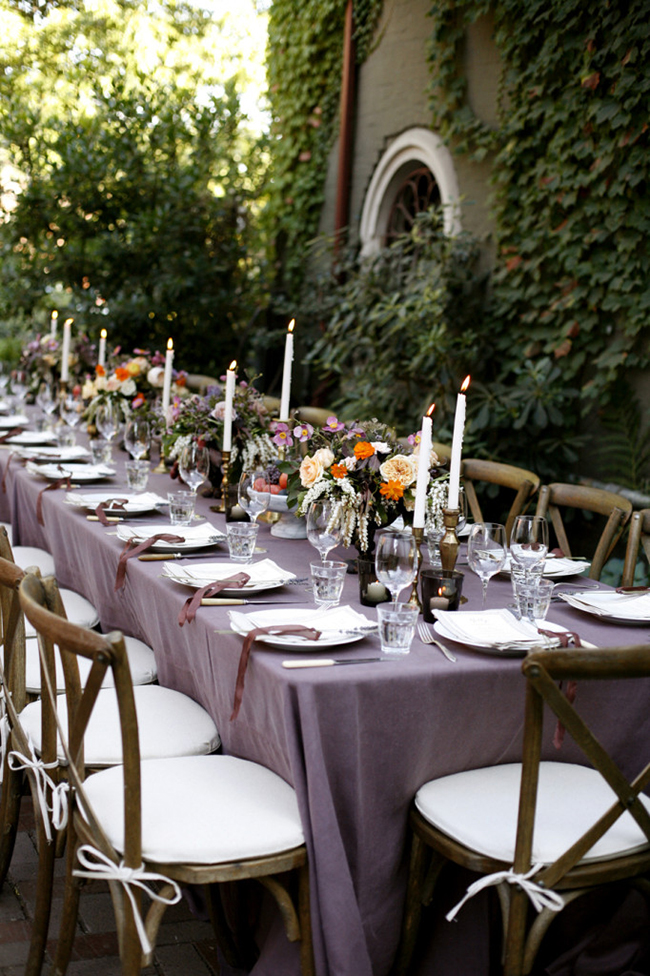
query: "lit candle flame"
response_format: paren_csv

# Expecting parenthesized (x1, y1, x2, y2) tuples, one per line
(438, 587, 445, 598)
(229, 360, 237, 371)
(426, 403, 436, 418)
(167, 338, 173, 351)
(64, 317, 74, 327)
(288, 319, 295, 333)
(100, 328, 107, 339)
(51, 310, 58, 320)
(460, 375, 471, 393)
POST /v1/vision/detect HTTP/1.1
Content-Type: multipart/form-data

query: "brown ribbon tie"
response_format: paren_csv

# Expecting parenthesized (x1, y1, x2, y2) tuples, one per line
(95, 499, 129, 526)
(115, 534, 185, 591)
(36, 477, 72, 525)
(1, 452, 16, 494)
(538, 629, 582, 749)
(231, 625, 321, 722)
(0, 427, 24, 445)
(178, 573, 250, 626)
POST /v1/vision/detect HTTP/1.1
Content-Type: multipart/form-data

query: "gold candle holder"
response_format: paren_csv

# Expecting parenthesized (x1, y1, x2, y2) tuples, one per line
(152, 440, 167, 475)
(408, 525, 425, 612)
(439, 508, 460, 572)
(219, 450, 231, 514)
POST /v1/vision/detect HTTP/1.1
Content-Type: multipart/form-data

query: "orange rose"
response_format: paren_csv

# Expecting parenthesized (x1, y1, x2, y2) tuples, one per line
(331, 463, 347, 479)
(95, 364, 106, 377)
(354, 441, 375, 460)
(379, 480, 404, 501)
(115, 367, 130, 381)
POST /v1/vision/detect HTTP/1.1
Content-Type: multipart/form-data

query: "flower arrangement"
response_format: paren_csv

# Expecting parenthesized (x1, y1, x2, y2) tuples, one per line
(82, 347, 188, 426)
(280, 416, 449, 553)
(162, 376, 276, 485)
(20, 331, 97, 393)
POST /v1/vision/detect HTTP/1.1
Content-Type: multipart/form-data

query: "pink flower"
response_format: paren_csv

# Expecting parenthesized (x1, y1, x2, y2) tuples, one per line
(408, 431, 421, 447)
(273, 423, 294, 448)
(293, 423, 314, 442)
(324, 416, 345, 432)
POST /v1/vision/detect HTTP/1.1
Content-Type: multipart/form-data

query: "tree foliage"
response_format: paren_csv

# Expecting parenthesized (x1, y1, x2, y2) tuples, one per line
(0, 0, 267, 371)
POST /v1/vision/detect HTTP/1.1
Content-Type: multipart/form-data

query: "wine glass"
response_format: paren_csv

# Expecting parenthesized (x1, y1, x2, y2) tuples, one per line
(124, 417, 151, 460)
(510, 515, 549, 578)
(36, 381, 58, 422)
(60, 391, 83, 431)
(238, 469, 271, 522)
(467, 522, 507, 609)
(178, 440, 210, 494)
(306, 499, 343, 564)
(95, 400, 120, 455)
(10, 370, 28, 403)
(375, 529, 418, 606)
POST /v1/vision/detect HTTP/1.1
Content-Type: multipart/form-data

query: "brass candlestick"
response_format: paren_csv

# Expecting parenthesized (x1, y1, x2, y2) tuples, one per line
(439, 508, 460, 572)
(408, 525, 425, 612)
(152, 439, 167, 475)
(219, 450, 231, 514)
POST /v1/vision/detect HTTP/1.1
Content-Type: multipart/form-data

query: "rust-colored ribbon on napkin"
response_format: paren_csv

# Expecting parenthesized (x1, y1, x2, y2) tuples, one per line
(115, 534, 184, 591)
(231, 625, 321, 722)
(95, 499, 129, 526)
(36, 476, 72, 525)
(538, 628, 581, 749)
(178, 573, 250, 627)
(1, 452, 16, 494)
(0, 427, 24, 446)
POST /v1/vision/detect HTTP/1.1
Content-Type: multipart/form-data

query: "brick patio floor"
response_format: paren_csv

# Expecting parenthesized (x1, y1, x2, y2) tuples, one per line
(0, 797, 249, 976)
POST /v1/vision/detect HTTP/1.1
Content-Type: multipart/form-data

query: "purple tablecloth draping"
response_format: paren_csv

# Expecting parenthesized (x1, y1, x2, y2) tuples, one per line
(1, 431, 650, 976)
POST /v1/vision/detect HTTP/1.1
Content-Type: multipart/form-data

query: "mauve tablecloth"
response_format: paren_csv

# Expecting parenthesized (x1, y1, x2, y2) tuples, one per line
(1, 431, 650, 976)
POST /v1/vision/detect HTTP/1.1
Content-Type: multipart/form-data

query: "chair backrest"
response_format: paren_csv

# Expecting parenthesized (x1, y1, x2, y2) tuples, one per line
(460, 459, 541, 542)
(0, 555, 29, 715)
(621, 509, 650, 587)
(535, 483, 633, 580)
(514, 644, 650, 892)
(18, 572, 142, 870)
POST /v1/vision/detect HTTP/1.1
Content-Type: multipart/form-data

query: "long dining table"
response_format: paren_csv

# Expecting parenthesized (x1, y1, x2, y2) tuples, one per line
(1, 423, 650, 976)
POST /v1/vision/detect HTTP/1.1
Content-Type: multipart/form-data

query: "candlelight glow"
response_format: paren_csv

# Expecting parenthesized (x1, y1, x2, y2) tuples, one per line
(64, 317, 74, 327)
(426, 403, 435, 418)
(167, 338, 173, 351)
(100, 328, 107, 339)
(461, 375, 471, 393)
(229, 360, 237, 370)
(51, 310, 58, 321)
(288, 319, 295, 333)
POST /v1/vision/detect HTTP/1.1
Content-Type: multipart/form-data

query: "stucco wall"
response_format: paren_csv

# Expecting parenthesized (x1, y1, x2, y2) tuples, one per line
(319, 0, 501, 249)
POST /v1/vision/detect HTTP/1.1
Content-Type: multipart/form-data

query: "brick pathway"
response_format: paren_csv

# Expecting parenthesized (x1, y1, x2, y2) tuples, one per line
(0, 798, 248, 976)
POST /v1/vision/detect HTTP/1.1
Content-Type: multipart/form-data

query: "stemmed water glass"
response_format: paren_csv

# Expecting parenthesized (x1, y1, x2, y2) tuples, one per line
(467, 522, 507, 609)
(94, 400, 120, 455)
(238, 469, 271, 522)
(10, 370, 28, 403)
(178, 440, 210, 494)
(60, 390, 83, 434)
(510, 515, 549, 578)
(306, 499, 343, 564)
(36, 381, 59, 425)
(124, 417, 151, 460)
(374, 529, 418, 606)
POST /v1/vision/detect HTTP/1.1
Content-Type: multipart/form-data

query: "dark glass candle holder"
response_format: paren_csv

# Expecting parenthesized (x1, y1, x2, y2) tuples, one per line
(357, 558, 391, 607)
(421, 569, 464, 623)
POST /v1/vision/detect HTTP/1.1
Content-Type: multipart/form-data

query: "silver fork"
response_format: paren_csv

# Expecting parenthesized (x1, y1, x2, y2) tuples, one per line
(416, 621, 457, 662)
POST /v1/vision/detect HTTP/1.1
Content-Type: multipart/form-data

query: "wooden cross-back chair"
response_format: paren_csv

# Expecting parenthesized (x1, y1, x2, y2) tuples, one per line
(19, 571, 314, 976)
(460, 459, 541, 542)
(535, 483, 633, 581)
(394, 643, 650, 976)
(621, 509, 650, 588)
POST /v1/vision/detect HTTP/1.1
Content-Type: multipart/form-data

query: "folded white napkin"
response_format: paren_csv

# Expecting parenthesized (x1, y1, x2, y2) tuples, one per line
(15, 445, 91, 461)
(0, 414, 29, 427)
(164, 557, 296, 587)
(26, 461, 115, 480)
(560, 590, 650, 620)
(66, 490, 167, 510)
(229, 605, 371, 637)
(434, 608, 561, 649)
(117, 522, 225, 545)
(5, 430, 57, 445)
(504, 555, 591, 577)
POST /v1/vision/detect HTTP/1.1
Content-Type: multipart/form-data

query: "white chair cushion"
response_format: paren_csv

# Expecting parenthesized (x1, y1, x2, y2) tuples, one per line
(24, 588, 99, 638)
(82, 755, 304, 863)
(415, 761, 650, 865)
(20, 685, 219, 765)
(12, 546, 55, 576)
(24, 634, 157, 693)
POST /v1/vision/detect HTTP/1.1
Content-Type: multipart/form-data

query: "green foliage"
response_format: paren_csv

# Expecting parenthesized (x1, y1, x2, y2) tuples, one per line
(594, 383, 650, 492)
(427, 0, 650, 474)
(300, 209, 487, 435)
(265, 0, 383, 292)
(0, 0, 266, 372)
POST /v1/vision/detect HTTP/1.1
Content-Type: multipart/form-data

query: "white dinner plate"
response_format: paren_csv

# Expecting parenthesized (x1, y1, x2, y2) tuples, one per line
(14, 445, 91, 461)
(0, 414, 29, 428)
(162, 558, 296, 594)
(501, 555, 591, 578)
(229, 606, 371, 650)
(5, 431, 58, 446)
(26, 461, 116, 482)
(66, 490, 167, 514)
(117, 522, 225, 551)
(432, 610, 568, 657)
(558, 590, 650, 624)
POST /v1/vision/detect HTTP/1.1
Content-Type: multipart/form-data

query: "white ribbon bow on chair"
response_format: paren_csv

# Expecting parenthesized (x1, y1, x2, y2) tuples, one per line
(73, 844, 182, 955)
(7, 745, 69, 842)
(446, 863, 565, 922)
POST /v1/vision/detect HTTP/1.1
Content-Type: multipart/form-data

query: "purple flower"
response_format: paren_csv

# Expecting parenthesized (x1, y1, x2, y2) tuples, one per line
(273, 422, 294, 448)
(408, 431, 421, 446)
(293, 422, 314, 442)
(345, 424, 366, 439)
(324, 416, 345, 432)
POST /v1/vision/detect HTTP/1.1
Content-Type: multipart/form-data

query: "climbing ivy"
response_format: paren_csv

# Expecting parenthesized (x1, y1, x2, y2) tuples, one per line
(427, 0, 650, 428)
(265, 0, 383, 293)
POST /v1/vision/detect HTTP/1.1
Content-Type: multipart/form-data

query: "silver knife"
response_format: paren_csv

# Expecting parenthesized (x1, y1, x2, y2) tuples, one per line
(282, 657, 391, 668)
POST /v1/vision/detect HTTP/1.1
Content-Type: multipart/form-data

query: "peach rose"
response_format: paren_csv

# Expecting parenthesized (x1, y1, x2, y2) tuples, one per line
(299, 454, 324, 488)
(313, 447, 335, 468)
(379, 454, 417, 487)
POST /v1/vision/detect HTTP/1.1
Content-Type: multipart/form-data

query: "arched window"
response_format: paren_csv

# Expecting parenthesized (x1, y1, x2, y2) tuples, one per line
(359, 127, 461, 257)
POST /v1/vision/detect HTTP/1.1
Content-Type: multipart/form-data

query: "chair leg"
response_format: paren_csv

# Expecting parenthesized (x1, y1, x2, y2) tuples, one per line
(206, 881, 256, 970)
(297, 862, 315, 976)
(392, 832, 430, 976)
(503, 885, 529, 976)
(0, 761, 23, 887)
(52, 827, 82, 976)
(24, 814, 56, 976)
